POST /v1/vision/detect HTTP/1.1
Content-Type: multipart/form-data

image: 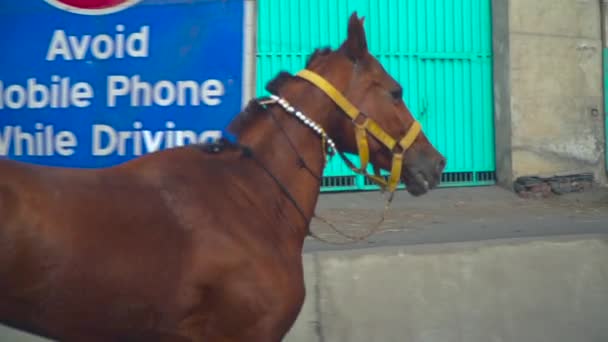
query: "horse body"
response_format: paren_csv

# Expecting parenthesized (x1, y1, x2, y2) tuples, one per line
(0, 144, 310, 341)
(0, 13, 446, 341)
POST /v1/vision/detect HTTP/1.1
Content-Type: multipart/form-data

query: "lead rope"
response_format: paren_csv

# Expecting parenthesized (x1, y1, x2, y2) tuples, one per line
(311, 135, 396, 244)
(263, 95, 397, 245)
(309, 192, 394, 245)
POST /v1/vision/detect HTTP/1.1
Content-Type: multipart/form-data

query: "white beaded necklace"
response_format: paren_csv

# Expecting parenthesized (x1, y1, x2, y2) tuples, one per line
(269, 94, 337, 156)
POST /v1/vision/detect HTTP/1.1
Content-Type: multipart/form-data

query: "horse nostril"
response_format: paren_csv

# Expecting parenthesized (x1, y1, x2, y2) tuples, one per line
(436, 157, 446, 173)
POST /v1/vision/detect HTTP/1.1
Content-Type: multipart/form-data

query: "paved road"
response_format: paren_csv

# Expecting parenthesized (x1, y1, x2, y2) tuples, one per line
(305, 185, 608, 252)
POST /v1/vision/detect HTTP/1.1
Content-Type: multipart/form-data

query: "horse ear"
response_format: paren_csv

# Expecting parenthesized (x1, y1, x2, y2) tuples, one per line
(340, 12, 368, 62)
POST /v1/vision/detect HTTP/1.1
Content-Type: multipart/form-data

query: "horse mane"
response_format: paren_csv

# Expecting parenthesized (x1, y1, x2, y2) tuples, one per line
(226, 47, 334, 136)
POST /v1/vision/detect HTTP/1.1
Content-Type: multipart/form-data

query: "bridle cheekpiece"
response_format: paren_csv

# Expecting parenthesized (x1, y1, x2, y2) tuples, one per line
(266, 69, 423, 194)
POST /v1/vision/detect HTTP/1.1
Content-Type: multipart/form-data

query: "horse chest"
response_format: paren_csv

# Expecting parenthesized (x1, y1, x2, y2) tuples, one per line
(176, 244, 306, 341)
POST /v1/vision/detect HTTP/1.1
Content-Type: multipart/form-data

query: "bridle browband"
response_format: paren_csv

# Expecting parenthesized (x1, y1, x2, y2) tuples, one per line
(283, 69, 423, 194)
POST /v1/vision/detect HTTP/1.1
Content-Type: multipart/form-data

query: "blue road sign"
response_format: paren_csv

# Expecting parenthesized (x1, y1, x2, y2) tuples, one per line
(0, 0, 249, 167)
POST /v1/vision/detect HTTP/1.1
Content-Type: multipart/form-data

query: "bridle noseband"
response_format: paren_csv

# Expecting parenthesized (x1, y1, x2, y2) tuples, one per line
(287, 69, 423, 194)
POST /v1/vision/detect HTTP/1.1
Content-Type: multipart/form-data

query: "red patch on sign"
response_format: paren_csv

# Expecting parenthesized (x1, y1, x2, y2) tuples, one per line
(56, 0, 128, 9)
(45, 0, 141, 14)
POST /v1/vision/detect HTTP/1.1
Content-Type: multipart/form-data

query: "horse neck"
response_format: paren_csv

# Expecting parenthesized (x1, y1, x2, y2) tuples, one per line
(237, 82, 339, 240)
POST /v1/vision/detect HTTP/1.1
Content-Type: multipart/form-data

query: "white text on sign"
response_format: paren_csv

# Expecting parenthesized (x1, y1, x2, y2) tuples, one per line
(46, 25, 149, 61)
(0, 76, 225, 109)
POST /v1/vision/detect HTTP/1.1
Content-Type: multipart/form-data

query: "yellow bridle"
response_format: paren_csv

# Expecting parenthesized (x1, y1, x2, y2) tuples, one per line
(296, 69, 422, 193)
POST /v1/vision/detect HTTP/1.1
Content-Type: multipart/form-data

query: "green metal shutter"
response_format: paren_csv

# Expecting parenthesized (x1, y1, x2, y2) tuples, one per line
(256, 0, 495, 191)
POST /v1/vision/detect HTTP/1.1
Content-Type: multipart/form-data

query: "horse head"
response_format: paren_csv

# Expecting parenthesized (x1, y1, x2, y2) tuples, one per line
(262, 12, 446, 197)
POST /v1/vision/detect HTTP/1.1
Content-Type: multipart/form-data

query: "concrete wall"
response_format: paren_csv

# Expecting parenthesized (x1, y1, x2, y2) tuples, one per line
(285, 235, 608, 342)
(0, 327, 50, 342)
(493, 0, 607, 187)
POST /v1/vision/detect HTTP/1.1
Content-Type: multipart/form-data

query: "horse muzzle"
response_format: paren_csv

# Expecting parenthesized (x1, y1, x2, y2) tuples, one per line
(401, 147, 446, 196)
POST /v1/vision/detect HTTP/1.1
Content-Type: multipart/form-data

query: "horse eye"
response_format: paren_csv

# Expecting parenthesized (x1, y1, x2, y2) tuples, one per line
(391, 88, 403, 100)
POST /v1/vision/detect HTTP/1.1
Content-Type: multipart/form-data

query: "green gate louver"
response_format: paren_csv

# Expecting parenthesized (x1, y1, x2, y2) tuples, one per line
(256, 0, 496, 191)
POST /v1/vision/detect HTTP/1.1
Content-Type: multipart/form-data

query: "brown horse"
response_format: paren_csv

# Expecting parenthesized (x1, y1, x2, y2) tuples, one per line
(0, 13, 445, 341)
